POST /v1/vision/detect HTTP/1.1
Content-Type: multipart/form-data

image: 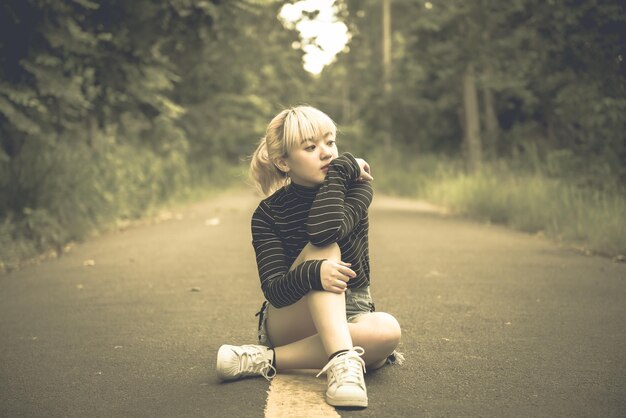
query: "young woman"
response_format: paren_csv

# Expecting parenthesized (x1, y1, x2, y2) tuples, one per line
(216, 106, 402, 408)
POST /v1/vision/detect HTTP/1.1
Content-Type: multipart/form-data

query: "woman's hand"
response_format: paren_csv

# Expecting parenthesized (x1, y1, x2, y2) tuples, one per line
(320, 260, 356, 293)
(355, 158, 374, 182)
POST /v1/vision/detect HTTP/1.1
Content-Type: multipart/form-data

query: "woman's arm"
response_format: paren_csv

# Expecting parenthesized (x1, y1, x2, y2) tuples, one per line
(252, 202, 325, 308)
(306, 153, 374, 246)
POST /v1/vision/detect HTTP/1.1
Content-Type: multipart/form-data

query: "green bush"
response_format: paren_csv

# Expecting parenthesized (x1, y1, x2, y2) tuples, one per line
(0, 120, 242, 273)
(371, 148, 626, 257)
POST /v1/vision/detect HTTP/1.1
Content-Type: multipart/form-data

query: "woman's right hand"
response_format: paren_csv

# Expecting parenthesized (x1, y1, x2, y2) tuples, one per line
(320, 260, 356, 293)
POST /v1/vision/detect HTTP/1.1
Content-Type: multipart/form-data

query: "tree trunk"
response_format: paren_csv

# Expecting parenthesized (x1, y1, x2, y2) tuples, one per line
(87, 116, 98, 148)
(382, 0, 392, 95)
(482, 66, 500, 159)
(342, 72, 351, 124)
(462, 62, 482, 171)
(382, 0, 392, 150)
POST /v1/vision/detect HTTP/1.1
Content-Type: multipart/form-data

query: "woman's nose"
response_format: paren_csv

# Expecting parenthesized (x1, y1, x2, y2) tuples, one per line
(320, 144, 332, 158)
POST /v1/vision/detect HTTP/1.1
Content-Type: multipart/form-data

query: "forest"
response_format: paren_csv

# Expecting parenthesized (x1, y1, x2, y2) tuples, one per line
(1, 0, 624, 272)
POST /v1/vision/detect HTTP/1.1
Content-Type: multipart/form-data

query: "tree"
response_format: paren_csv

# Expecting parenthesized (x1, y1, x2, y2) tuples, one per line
(0, 0, 314, 261)
(315, 0, 625, 182)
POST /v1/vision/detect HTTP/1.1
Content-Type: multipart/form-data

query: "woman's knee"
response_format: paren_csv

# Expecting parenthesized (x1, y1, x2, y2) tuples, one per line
(303, 242, 341, 260)
(380, 313, 402, 347)
(290, 242, 341, 271)
(362, 312, 401, 349)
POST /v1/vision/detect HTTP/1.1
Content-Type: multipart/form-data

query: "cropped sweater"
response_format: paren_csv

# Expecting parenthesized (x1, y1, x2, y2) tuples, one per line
(251, 153, 374, 308)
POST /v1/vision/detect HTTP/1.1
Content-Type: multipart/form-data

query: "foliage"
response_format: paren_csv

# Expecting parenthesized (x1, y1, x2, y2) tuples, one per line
(316, 0, 625, 182)
(1, 0, 624, 269)
(370, 146, 626, 257)
(0, 0, 312, 271)
(309, 0, 625, 257)
(427, 166, 626, 257)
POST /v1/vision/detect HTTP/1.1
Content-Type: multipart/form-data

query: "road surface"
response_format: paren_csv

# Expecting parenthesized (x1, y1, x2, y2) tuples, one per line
(1, 188, 624, 417)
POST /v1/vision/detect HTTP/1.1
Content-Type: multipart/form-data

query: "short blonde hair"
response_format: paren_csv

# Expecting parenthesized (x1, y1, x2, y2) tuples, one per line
(249, 106, 336, 196)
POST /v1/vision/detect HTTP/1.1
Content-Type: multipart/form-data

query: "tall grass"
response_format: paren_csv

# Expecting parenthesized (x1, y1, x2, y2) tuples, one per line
(0, 138, 244, 274)
(370, 150, 626, 257)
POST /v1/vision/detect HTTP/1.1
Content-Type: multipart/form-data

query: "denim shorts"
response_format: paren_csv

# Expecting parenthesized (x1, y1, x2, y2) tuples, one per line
(256, 286, 376, 348)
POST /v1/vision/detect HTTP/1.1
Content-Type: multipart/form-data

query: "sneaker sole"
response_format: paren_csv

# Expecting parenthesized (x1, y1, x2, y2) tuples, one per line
(326, 394, 368, 408)
(216, 344, 236, 381)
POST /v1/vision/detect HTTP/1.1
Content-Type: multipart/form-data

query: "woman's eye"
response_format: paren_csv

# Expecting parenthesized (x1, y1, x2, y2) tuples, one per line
(327, 140, 336, 147)
(305, 145, 316, 151)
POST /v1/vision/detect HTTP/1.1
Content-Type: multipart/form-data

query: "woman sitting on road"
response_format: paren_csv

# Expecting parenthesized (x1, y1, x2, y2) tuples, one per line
(216, 105, 402, 409)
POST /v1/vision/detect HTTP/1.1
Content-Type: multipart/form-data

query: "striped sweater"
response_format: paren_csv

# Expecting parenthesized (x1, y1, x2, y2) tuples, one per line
(251, 153, 373, 308)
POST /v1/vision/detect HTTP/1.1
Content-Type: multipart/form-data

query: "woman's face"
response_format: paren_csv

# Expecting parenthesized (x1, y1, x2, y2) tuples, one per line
(281, 132, 338, 187)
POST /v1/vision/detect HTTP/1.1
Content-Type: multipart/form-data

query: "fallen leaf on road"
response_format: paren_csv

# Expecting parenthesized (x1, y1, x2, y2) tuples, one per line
(158, 211, 173, 221)
(114, 345, 123, 349)
(76, 284, 84, 290)
(83, 259, 95, 267)
(204, 217, 220, 226)
(426, 270, 445, 278)
(191, 287, 201, 292)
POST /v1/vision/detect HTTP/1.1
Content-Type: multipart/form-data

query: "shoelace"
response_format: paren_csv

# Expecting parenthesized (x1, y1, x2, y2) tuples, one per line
(316, 346, 366, 384)
(239, 346, 276, 381)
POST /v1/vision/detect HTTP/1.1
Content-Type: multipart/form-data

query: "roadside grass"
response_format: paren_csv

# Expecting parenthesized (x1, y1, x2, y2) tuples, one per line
(0, 161, 247, 275)
(369, 152, 626, 258)
(3, 147, 624, 274)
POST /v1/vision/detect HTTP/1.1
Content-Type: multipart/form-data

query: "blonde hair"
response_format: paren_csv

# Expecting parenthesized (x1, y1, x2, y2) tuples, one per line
(250, 106, 337, 196)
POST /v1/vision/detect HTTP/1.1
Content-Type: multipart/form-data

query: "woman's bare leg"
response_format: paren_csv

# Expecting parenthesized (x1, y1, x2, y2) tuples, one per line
(268, 243, 351, 359)
(265, 242, 344, 346)
(266, 242, 401, 370)
(307, 290, 353, 355)
(273, 312, 401, 370)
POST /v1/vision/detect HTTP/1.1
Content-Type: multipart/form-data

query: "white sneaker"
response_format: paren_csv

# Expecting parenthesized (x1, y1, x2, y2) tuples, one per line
(216, 344, 276, 381)
(316, 347, 368, 407)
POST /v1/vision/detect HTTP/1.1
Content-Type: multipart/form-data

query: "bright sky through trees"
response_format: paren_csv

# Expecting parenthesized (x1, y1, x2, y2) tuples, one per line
(280, 0, 350, 74)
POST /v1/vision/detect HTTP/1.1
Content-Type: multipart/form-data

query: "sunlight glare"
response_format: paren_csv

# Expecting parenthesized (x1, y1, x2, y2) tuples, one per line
(280, 0, 350, 74)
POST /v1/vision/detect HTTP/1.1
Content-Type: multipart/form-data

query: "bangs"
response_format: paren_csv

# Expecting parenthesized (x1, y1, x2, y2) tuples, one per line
(281, 107, 336, 153)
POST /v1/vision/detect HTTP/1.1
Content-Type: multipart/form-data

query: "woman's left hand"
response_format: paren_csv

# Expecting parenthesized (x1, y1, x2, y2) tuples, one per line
(355, 158, 373, 182)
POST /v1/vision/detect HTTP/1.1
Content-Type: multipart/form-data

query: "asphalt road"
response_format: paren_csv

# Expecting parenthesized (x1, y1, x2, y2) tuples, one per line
(1, 188, 624, 417)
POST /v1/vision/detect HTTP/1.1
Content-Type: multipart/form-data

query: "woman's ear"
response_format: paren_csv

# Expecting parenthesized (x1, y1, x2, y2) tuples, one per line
(274, 157, 290, 173)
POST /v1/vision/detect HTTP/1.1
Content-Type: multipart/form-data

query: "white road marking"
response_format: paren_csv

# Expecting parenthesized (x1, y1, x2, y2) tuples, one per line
(265, 371, 339, 417)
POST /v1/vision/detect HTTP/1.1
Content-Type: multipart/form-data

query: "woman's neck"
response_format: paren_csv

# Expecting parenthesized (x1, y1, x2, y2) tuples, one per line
(288, 181, 320, 199)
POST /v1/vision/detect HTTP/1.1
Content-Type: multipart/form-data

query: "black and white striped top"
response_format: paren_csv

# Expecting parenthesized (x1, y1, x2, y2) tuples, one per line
(251, 153, 373, 308)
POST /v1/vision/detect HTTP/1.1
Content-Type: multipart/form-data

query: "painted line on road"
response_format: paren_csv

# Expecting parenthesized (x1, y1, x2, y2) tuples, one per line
(265, 371, 338, 418)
